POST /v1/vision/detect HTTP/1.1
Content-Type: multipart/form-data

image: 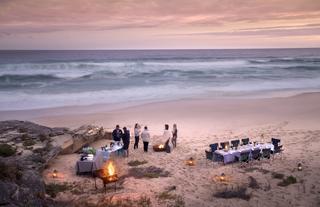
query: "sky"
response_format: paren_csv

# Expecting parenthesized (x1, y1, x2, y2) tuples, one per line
(0, 0, 320, 49)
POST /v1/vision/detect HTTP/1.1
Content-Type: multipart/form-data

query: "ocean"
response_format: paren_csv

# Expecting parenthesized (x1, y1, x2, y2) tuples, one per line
(0, 49, 320, 111)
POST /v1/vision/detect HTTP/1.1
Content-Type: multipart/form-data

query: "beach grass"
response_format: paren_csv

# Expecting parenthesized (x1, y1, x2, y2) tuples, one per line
(128, 160, 148, 167)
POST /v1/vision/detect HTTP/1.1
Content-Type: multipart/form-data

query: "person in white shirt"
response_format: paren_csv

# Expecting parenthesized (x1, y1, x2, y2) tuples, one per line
(134, 123, 141, 149)
(141, 126, 150, 152)
(163, 124, 173, 153)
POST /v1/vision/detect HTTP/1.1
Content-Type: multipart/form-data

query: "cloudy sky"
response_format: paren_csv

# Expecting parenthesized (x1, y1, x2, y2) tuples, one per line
(0, 0, 320, 49)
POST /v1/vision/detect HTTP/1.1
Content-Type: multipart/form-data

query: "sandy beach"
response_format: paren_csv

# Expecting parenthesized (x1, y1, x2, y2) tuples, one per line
(2, 92, 320, 206)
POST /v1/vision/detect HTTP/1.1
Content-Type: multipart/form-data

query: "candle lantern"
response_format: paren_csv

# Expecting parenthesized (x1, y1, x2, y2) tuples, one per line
(52, 169, 58, 178)
(186, 157, 195, 166)
(219, 173, 226, 182)
(298, 163, 302, 171)
(153, 144, 165, 152)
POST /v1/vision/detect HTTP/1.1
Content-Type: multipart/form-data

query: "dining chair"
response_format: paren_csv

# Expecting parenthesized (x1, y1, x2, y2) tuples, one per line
(239, 151, 250, 167)
(220, 142, 229, 150)
(231, 139, 240, 148)
(209, 143, 218, 152)
(241, 138, 250, 145)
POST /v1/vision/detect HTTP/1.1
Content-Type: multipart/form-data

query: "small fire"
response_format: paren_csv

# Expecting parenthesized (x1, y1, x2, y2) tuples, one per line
(101, 161, 118, 183)
(104, 161, 115, 177)
(159, 144, 164, 149)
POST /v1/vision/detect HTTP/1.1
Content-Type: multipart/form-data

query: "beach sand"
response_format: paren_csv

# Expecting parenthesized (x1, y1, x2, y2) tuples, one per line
(2, 92, 320, 206)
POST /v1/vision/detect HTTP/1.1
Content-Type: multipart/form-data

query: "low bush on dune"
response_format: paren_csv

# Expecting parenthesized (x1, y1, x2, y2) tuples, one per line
(128, 160, 148, 167)
(157, 191, 185, 207)
(23, 139, 36, 147)
(98, 196, 152, 207)
(248, 176, 260, 189)
(127, 166, 170, 179)
(213, 187, 251, 201)
(278, 175, 297, 187)
(169, 196, 185, 207)
(157, 191, 177, 200)
(272, 172, 285, 179)
(0, 144, 16, 157)
(0, 161, 22, 181)
(45, 182, 72, 198)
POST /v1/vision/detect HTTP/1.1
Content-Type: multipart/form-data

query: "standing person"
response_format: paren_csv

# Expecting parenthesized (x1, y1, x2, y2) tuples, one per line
(112, 125, 123, 142)
(122, 127, 130, 157)
(141, 126, 150, 152)
(163, 124, 173, 153)
(172, 124, 178, 148)
(134, 123, 141, 149)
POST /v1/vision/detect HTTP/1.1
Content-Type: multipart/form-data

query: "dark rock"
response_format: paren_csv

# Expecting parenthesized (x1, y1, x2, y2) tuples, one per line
(60, 125, 109, 154)
(0, 120, 110, 206)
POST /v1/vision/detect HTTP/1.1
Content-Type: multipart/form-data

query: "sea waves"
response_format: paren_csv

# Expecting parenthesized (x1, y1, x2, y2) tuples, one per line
(0, 49, 320, 110)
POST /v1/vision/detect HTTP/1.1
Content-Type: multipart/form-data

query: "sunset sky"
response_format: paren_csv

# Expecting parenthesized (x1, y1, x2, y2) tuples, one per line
(0, 0, 320, 49)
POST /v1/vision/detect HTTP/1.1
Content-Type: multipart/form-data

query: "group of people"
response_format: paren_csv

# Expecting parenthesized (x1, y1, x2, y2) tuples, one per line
(111, 123, 178, 157)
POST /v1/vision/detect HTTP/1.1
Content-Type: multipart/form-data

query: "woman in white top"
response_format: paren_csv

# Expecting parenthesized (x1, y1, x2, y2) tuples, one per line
(134, 123, 141, 149)
(163, 124, 173, 153)
(141, 126, 150, 152)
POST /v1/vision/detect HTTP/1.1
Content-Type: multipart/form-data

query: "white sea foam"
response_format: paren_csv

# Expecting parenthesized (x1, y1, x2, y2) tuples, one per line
(0, 49, 320, 110)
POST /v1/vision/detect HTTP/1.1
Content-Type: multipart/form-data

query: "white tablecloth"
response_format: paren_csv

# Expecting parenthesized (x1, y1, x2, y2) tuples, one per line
(76, 151, 104, 173)
(215, 143, 274, 164)
(76, 143, 124, 174)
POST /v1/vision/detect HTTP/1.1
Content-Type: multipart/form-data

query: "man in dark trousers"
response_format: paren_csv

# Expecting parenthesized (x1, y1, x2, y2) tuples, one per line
(112, 125, 123, 142)
(122, 127, 130, 157)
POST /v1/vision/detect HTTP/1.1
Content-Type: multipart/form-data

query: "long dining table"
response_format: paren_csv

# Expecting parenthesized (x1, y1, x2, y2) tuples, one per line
(76, 142, 123, 174)
(214, 143, 274, 164)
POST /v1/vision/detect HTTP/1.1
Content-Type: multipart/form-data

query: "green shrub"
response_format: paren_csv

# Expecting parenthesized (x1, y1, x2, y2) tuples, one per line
(18, 128, 28, 133)
(278, 175, 297, 187)
(45, 182, 71, 198)
(248, 176, 260, 189)
(39, 134, 48, 142)
(23, 140, 36, 146)
(272, 172, 285, 179)
(213, 187, 251, 200)
(127, 166, 170, 179)
(97, 196, 151, 207)
(0, 144, 16, 157)
(168, 196, 185, 207)
(0, 161, 22, 181)
(21, 133, 29, 140)
(128, 160, 148, 167)
(157, 191, 177, 200)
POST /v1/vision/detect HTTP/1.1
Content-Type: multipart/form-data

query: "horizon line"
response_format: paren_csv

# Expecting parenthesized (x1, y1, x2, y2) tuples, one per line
(1, 47, 320, 51)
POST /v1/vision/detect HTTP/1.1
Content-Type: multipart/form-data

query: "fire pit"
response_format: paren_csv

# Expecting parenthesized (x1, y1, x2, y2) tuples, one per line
(94, 161, 119, 192)
(153, 144, 165, 152)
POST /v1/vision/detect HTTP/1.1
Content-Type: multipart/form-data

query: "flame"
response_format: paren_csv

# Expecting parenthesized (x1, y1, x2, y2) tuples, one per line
(159, 144, 164, 149)
(104, 161, 116, 177)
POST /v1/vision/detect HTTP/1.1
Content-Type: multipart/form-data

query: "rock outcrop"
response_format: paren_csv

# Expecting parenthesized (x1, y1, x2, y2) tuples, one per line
(59, 125, 112, 154)
(0, 120, 110, 206)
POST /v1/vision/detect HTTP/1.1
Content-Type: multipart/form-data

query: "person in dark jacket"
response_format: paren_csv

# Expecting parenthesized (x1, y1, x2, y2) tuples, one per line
(112, 125, 123, 142)
(122, 127, 130, 157)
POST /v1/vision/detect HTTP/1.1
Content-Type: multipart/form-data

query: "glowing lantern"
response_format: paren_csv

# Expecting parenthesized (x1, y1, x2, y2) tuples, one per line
(52, 169, 58, 178)
(186, 157, 195, 166)
(298, 163, 302, 171)
(219, 173, 226, 182)
(153, 144, 165, 152)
